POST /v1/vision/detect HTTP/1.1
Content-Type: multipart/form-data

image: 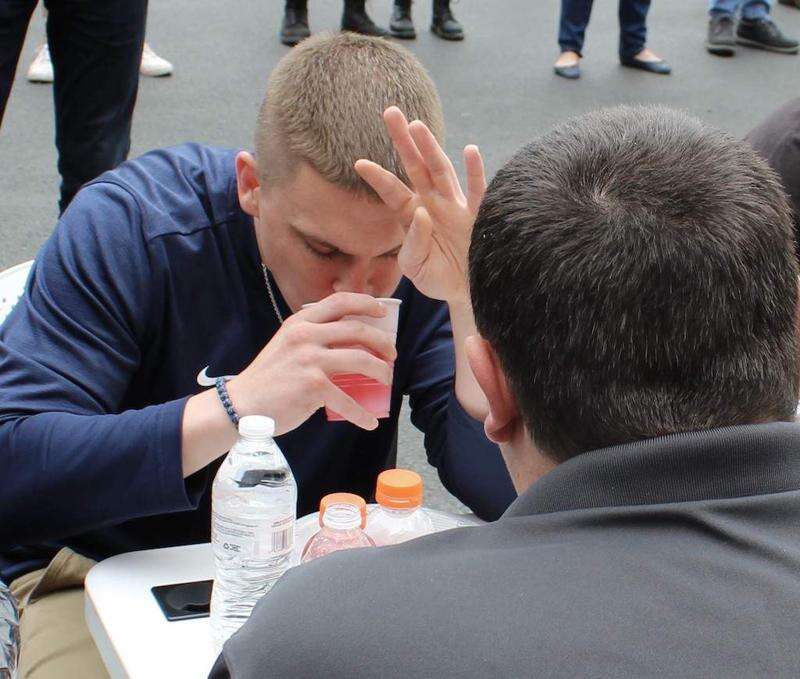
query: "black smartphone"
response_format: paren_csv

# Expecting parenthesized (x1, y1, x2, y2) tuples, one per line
(151, 579, 213, 621)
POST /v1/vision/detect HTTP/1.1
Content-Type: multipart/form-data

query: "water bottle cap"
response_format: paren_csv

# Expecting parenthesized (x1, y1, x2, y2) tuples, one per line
(319, 493, 367, 528)
(375, 469, 424, 509)
(238, 415, 275, 439)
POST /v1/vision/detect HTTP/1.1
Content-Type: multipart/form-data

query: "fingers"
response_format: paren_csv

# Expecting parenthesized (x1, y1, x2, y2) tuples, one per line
(398, 206, 434, 281)
(298, 292, 387, 324)
(408, 120, 461, 201)
(317, 320, 397, 362)
(354, 159, 415, 213)
(321, 348, 394, 385)
(322, 381, 380, 431)
(383, 107, 433, 193)
(464, 144, 486, 214)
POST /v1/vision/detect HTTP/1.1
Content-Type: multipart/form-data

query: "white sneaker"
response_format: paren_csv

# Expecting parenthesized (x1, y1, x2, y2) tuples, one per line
(26, 44, 53, 83)
(140, 43, 173, 77)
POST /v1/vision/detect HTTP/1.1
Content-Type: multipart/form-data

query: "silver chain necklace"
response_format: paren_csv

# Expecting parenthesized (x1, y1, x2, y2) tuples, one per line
(261, 263, 284, 324)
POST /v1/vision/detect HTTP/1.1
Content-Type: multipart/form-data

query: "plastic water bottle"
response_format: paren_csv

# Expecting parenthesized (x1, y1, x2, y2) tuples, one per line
(365, 469, 434, 546)
(301, 493, 374, 563)
(0, 582, 18, 679)
(210, 416, 297, 649)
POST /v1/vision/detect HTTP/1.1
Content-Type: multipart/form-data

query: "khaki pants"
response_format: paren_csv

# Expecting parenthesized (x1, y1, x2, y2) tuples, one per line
(10, 548, 109, 679)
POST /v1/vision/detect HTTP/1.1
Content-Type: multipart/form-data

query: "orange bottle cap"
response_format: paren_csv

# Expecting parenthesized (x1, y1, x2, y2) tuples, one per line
(319, 492, 367, 528)
(375, 469, 424, 509)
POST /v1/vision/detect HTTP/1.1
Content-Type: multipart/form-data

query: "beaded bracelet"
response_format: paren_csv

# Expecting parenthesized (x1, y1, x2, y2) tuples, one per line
(215, 377, 240, 427)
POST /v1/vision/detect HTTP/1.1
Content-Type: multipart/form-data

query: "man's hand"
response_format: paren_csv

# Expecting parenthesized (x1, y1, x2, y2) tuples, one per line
(355, 106, 486, 303)
(182, 292, 396, 477)
(226, 292, 395, 434)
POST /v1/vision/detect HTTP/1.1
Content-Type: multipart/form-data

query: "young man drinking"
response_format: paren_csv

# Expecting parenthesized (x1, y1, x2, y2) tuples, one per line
(0, 33, 513, 678)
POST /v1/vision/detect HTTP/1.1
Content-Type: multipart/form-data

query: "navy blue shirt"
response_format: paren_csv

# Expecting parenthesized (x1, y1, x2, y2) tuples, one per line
(0, 144, 515, 582)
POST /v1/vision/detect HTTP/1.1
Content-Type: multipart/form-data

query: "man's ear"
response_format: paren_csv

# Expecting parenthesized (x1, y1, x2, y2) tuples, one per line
(465, 335, 521, 444)
(235, 152, 261, 219)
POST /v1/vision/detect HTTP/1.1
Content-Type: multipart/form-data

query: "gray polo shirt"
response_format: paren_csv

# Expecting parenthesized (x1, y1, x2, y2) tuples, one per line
(211, 422, 800, 678)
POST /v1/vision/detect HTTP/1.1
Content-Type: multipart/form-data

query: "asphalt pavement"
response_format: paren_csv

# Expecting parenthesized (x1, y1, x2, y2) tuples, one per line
(2, 0, 799, 512)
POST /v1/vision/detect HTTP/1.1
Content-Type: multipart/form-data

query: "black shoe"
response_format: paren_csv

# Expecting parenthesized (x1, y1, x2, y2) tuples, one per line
(390, 0, 416, 38)
(431, 0, 464, 40)
(342, 0, 390, 37)
(778, 0, 800, 8)
(736, 18, 799, 53)
(706, 14, 736, 56)
(554, 63, 580, 79)
(620, 55, 672, 74)
(280, 1, 310, 46)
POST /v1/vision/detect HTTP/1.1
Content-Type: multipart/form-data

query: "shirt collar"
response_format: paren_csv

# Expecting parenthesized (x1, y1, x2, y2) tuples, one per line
(504, 422, 800, 518)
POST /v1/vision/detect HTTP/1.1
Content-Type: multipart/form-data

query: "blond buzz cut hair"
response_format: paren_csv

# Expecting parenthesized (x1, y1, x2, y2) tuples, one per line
(255, 32, 444, 197)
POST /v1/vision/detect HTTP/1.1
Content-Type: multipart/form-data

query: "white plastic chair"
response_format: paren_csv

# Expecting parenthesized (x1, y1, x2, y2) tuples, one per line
(0, 261, 33, 326)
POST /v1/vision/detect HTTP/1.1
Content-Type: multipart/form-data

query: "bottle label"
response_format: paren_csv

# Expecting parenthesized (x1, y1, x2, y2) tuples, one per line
(212, 510, 295, 560)
(267, 514, 294, 555)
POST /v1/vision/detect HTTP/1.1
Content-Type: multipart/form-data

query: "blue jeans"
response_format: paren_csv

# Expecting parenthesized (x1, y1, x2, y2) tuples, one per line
(709, 0, 772, 20)
(0, 0, 147, 213)
(558, 0, 651, 59)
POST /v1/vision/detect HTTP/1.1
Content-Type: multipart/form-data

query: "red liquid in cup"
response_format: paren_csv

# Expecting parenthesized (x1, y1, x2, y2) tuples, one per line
(325, 372, 392, 421)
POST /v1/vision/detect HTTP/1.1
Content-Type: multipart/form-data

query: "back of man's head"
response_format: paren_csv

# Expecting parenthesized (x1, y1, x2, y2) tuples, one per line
(255, 32, 443, 195)
(470, 105, 799, 463)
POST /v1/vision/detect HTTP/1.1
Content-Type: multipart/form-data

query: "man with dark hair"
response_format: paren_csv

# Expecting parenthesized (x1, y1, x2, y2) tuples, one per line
(212, 104, 800, 678)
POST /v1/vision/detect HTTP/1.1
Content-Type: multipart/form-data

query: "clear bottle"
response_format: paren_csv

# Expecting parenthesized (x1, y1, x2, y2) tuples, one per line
(365, 469, 434, 546)
(0, 582, 18, 679)
(301, 493, 374, 563)
(210, 416, 297, 650)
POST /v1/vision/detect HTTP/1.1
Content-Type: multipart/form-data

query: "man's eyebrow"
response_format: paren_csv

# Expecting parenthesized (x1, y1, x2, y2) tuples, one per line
(290, 223, 403, 258)
(290, 224, 341, 252)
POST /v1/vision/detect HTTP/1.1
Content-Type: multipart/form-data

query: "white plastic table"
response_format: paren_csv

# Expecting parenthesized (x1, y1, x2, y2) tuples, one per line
(85, 508, 481, 679)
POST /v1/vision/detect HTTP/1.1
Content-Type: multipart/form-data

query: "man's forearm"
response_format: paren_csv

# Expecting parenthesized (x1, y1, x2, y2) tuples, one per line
(0, 400, 193, 546)
(181, 389, 239, 477)
(448, 294, 489, 421)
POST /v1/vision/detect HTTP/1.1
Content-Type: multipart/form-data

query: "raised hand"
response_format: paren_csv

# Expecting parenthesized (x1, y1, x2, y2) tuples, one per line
(355, 106, 486, 303)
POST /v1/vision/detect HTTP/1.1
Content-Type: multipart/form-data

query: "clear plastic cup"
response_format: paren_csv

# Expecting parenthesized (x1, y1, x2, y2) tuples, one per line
(302, 298, 401, 422)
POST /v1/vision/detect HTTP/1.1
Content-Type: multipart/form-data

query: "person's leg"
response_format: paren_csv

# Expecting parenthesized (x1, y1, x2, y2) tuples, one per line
(558, 0, 593, 56)
(341, 0, 389, 37)
(707, 0, 738, 54)
(708, 0, 742, 17)
(46, 0, 147, 214)
(0, 0, 38, 125)
(619, 0, 671, 72)
(280, 0, 310, 47)
(390, 0, 416, 40)
(10, 548, 107, 678)
(618, 0, 650, 59)
(740, 0, 771, 19)
(140, 43, 173, 77)
(737, 0, 799, 52)
(431, 0, 464, 40)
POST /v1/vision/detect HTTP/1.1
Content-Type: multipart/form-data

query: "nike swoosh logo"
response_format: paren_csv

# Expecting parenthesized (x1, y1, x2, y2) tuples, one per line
(197, 366, 237, 387)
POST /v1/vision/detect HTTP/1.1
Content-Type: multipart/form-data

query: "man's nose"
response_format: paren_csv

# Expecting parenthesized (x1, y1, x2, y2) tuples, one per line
(332, 265, 371, 295)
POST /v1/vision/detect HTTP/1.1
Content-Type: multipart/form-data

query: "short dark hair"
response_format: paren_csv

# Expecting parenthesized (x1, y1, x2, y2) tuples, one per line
(470, 105, 799, 462)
